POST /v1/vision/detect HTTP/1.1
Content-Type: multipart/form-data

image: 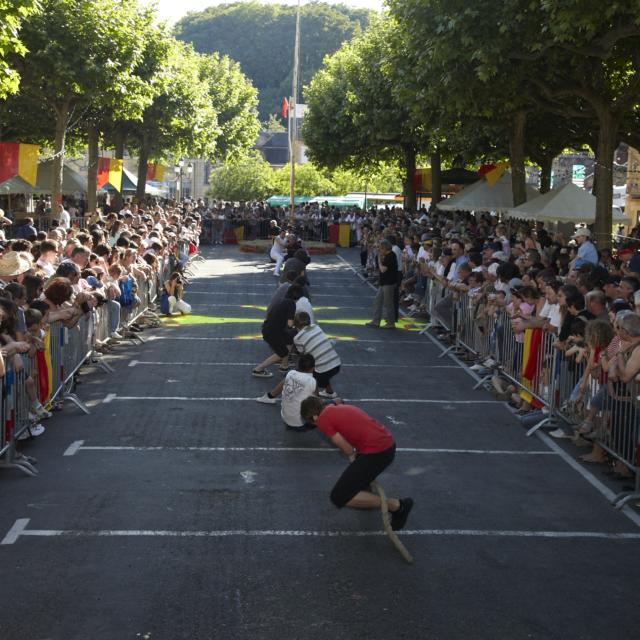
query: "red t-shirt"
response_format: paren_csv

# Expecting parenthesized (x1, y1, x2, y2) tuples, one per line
(316, 404, 395, 454)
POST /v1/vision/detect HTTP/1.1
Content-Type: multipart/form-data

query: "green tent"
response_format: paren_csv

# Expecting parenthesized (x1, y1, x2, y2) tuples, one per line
(266, 195, 311, 207)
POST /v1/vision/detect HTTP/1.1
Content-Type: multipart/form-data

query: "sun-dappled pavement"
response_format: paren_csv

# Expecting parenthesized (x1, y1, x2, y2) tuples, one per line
(0, 245, 638, 640)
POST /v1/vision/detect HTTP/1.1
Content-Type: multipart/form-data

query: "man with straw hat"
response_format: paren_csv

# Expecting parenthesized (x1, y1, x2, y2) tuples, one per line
(0, 250, 34, 285)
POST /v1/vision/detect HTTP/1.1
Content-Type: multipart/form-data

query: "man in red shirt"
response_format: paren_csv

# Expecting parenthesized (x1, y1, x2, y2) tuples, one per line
(300, 397, 413, 531)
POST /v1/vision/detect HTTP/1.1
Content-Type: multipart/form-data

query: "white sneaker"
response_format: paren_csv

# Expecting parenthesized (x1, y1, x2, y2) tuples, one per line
(256, 393, 277, 404)
(29, 407, 52, 421)
(17, 423, 45, 440)
(318, 390, 338, 399)
(111, 331, 123, 340)
(482, 358, 497, 367)
(549, 428, 571, 439)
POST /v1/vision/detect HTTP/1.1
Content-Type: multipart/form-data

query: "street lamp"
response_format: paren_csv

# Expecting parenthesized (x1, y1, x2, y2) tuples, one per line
(185, 162, 193, 200)
(174, 158, 185, 201)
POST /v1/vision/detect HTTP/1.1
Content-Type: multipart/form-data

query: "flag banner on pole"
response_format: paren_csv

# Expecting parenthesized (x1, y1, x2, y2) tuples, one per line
(147, 163, 166, 183)
(281, 97, 289, 119)
(97, 158, 123, 191)
(97, 157, 111, 189)
(0, 142, 40, 185)
(485, 161, 509, 187)
(108, 158, 123, 192)
(413, 168, 432, 193)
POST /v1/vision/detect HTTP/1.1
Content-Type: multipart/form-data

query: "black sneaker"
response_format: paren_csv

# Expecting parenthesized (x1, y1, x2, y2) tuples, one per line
(391, 498, 414, 531)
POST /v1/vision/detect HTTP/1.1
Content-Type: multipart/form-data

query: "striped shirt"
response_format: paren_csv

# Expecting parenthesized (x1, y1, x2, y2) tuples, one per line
(294, 324, 341, 373)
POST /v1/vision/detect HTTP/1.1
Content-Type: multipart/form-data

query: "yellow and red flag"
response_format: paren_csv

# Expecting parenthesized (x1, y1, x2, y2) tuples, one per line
(0, 142, 39, 186)
(97, 157, 124, 191)
(485, 161, 509, 187)
(146, 163, 166, 182)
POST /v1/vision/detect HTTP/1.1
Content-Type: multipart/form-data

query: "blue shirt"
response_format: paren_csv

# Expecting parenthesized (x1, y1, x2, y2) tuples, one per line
(575, 240, 598, 267)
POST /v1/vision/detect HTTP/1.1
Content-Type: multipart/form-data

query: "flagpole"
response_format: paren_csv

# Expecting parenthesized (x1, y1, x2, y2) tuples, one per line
(289, 0, 301, 223)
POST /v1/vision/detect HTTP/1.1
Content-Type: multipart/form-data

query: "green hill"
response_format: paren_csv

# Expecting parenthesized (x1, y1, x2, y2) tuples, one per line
(174, 1, 372, 120)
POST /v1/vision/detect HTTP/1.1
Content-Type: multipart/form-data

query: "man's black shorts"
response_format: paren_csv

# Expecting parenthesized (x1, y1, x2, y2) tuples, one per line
(262, 328, 292, 358)
(330, 444, 396, 508)
(313, 365, 340, 388)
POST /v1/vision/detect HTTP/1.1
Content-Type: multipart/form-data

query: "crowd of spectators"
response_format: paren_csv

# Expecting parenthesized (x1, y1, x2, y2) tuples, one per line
(349, 205, 639, 481)
(0, 200, 200, 451)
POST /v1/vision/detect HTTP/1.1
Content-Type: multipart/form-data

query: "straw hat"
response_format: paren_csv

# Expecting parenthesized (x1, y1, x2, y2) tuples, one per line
(0, 251, 34, 277)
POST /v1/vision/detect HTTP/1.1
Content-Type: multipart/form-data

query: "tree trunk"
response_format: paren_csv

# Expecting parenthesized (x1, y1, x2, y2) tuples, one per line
(593, 109, 619, 249)
(508, 110, 527, 206)
(539, 155, 553, 194)
(402, 144, 417, 213)
(86, 124, 99, 214)
(430, 148, 442, 207)
(113, 128, 125, 209)
(136, 141, 149, 203)
(53, 101, 70, 206)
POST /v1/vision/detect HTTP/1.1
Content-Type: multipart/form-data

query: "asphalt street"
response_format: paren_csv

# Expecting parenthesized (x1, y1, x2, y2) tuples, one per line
(0, 245, 638, 640)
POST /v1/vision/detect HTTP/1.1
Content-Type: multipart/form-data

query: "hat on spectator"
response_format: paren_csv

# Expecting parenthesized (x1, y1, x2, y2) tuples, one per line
(611, 298, 632, 313)
(85, 276, 103, 289)
(483, 241, 502, 251)
(492, 251, 508, 261)
(617, 247, 634, 259)
(572, 228, 591, 239)
(604, 275, 621, 285)
(508, 277, 524, 288)
(0, 250, 33, 277)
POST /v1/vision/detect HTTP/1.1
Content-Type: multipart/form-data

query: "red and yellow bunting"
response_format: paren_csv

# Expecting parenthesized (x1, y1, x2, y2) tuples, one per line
(146, 163, 166, 182)
(97, 157, 124, 191)
(0, 142, 39, 186)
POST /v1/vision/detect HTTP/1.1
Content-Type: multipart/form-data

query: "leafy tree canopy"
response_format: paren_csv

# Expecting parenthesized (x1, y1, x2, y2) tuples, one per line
(208, 151, 275, 201)
(175, 1, 372, 119)
(0, 0, 38, 99)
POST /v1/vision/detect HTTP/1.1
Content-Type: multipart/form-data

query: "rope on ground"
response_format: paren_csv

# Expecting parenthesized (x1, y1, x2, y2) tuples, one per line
(371, 481, 414, 564)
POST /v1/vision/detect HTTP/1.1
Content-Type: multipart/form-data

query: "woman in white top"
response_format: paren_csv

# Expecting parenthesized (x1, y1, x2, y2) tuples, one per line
(270, 229, 288, 277)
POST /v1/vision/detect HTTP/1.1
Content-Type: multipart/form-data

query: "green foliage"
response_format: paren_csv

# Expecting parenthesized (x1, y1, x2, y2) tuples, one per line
(263, 113, 286, 133)
(330, 163, 404, 195)
(0, 0, 37, 99)
(175, 1, 372, 118)
(198, 51, 261, 162)
(127, 39, 220, 161)
(272, 163, 336, 196)
(208, 151, 275, 201)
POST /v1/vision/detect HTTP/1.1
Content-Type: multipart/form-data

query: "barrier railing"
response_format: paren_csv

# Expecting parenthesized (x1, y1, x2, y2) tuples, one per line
(418, 274, 640, 510)
(0, 252, 191, 478)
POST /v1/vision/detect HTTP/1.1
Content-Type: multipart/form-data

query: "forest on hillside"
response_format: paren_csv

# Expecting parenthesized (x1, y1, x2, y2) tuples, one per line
(174, 1, 372, 120)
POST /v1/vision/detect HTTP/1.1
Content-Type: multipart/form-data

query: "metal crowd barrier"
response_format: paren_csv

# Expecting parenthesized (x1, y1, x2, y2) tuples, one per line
(418, 275, 640, 509)
(0, 251, 194, 478)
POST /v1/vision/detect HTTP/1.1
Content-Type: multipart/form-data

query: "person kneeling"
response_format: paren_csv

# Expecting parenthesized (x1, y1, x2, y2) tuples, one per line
(256, 353, 318, 432)
(300, 396, 413, 530)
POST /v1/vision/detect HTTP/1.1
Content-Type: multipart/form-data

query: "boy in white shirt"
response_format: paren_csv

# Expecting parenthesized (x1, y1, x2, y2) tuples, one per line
(255, 354, 318, 431)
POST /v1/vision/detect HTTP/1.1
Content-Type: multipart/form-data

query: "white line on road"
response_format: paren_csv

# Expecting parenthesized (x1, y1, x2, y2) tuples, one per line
(147, 336, 436, 344)
(127, 360, 457, 369)
(185, 291, 368, 298)
(101, 394, 503, 404)
(62, 440, 555, 457)
(4, 518, 640, 545)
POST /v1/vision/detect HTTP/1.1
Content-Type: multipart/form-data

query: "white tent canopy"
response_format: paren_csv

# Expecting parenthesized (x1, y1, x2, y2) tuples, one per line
(437, 171, 539, 213)
(505, 182, 630, 223)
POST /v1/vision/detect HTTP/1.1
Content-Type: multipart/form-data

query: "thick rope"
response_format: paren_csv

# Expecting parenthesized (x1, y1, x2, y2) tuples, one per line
(371, 481, 414, 564)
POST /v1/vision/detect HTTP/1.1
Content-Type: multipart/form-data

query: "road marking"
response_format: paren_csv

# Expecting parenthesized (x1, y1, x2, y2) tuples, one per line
(536, 432, 640, 529)
(147, 336, 436, 345)
(62, 440, 555, 457)
(185, 291, 369, 298)
(127, 360, 457, 369)
(240, 470, 257, 484)
(4, 519, 640, 545)
(100, 394, 503, 404)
